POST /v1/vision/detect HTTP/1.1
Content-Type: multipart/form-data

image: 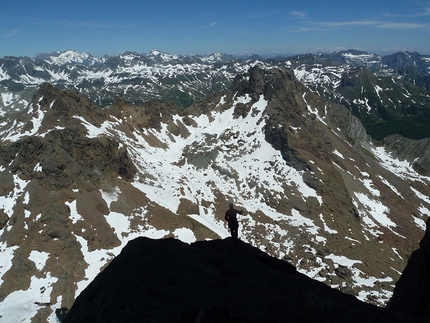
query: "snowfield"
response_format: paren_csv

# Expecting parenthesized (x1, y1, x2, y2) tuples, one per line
(0, 73, 430, 322)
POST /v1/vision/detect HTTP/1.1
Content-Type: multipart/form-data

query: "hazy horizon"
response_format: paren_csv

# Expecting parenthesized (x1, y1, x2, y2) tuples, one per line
(2, 47, 429, 60)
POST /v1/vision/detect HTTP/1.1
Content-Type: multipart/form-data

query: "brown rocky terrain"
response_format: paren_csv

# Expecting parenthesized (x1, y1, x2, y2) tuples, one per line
(0, 66, 429, 322)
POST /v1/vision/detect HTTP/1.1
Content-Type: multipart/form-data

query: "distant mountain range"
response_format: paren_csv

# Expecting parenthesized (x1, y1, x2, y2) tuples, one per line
(1, 49, 430, 141)
(286, 50, 430, 140)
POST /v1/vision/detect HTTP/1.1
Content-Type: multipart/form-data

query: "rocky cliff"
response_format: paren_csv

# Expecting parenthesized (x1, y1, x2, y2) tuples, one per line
(386, 218, 430, 318)
(381, 134, 430, 177)
(62, 237, 422, 323)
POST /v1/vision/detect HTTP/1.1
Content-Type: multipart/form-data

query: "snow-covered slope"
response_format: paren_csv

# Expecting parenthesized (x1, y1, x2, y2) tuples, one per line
(0, 49, 262, 114)
(2, 49, 430, 142)
(0, 66, 429, 322)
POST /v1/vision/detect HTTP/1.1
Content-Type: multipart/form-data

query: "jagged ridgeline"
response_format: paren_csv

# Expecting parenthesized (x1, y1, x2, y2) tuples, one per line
(1, 49, 430, 141)
(0, 66, 429, 323)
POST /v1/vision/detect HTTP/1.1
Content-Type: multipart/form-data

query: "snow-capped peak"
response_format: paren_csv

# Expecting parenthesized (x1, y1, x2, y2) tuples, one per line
(47, 50, 93, 65)
(149, 49, 178, 62)
(200, 52, 223, 64)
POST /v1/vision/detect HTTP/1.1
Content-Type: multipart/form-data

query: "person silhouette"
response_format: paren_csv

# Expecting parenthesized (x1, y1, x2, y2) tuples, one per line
(224, 202, 243, 240)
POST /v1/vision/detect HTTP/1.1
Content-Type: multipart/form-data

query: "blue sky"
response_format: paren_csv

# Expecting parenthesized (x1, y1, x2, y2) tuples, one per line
(1, 0, 430, 58)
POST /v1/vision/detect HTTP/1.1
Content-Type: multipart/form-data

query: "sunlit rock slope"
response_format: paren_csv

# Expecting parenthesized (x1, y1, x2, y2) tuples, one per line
(0, 66, 429, 322)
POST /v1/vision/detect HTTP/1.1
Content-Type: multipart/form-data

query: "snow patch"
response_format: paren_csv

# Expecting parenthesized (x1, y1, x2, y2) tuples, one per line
(29, 250, 50, 271)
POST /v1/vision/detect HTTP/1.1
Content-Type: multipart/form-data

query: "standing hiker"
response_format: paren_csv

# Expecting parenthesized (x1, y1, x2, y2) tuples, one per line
(225, 202, 243, 240)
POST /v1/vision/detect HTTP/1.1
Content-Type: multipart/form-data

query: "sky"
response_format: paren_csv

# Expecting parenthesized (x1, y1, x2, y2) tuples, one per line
(1, 0, 430, 58)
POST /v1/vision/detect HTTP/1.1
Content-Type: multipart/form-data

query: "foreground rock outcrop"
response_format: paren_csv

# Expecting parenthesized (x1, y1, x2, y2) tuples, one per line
(62, 237, 421, 323)
(387, 218, 430, 317)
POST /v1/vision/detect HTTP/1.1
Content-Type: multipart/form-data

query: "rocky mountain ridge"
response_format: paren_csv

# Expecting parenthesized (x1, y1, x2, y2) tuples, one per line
(0, 49, 247, 112)
(287, 50, 430, 140)
(0, 66, 429, 322)
(1, 49, 430, 140)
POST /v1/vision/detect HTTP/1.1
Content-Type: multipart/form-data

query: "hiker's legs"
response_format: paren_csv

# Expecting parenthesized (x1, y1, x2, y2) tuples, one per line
(231, 228, 237, 239)
(229, 222, 239, 240)
(232, 225, 239, 240)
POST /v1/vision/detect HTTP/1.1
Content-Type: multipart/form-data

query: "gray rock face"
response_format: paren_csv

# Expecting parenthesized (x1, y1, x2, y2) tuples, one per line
(382, 135, 430, 176)
(0, 209, 9, 229)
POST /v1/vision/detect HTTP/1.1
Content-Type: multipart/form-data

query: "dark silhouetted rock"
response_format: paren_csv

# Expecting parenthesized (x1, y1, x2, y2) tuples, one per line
(62, 237, 420, 323)
(387, 218, 430, 318)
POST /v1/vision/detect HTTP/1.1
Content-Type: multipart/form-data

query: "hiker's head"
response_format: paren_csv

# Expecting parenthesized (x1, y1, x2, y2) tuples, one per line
(229, 202, 234, 209)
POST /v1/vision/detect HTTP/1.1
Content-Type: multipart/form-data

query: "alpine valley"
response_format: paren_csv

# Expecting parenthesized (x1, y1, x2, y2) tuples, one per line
(0, 49, 430, 322)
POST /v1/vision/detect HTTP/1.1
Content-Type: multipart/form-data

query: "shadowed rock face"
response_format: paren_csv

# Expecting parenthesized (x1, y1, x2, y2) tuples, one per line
(387, 218, 430, 318)
(62, 237, 419, 323)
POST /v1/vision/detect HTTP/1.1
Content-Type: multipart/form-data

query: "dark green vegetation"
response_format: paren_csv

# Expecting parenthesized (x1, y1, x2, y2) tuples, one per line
(336, 69, 430, 141)
(366, 120, 430, 141)
(280, 51, 430, 141)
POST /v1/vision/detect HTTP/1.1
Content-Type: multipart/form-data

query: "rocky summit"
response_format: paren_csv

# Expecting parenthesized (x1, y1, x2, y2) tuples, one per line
(0, 65, 429, 322)
(61, 237, 423, 323)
